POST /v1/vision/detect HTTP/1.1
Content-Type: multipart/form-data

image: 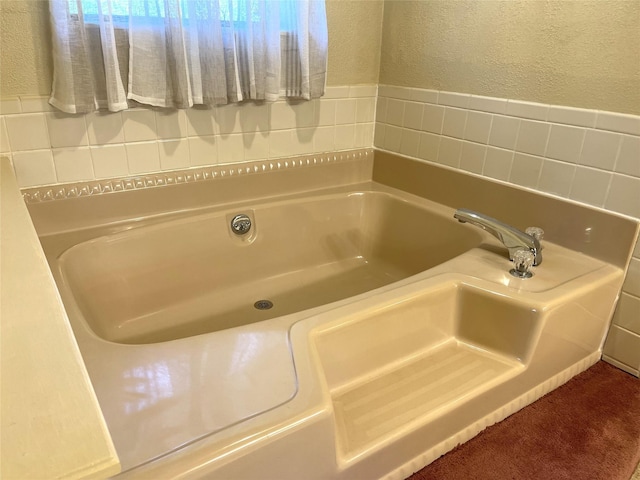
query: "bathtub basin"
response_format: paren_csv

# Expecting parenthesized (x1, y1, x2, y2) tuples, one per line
(35, 171, 630, 478)
(55, 189, 481, 344)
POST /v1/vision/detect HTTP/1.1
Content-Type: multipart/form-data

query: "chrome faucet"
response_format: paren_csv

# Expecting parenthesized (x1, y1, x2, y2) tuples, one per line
(453, 208, 543, 266)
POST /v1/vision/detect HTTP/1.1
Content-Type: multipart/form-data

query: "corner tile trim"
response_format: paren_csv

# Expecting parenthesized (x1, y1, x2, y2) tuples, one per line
(21, 148, 372, 204)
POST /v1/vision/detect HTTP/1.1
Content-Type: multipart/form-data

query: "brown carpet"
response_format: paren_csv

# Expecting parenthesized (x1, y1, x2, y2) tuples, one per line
(408, 361, 640, 480)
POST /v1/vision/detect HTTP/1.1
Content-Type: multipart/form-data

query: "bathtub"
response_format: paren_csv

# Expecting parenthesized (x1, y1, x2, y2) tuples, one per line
(54, 190, 481, 345)
(30, 150, 635, 479)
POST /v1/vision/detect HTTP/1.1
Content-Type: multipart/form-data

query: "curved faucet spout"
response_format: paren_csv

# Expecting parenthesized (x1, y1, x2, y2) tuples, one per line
(453, 208, 542, 266)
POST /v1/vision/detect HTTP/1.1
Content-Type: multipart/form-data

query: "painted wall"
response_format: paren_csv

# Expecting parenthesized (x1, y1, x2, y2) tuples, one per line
(0, 0, 383, 98)
(0, 0, 53, 97)
(5, 0, 637, 114)
(379, 0, 640, 116)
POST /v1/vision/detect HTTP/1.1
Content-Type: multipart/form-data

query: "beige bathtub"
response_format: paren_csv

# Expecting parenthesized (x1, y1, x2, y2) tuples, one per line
(29, 150, 636, 478)
(53, 190, 482, 344)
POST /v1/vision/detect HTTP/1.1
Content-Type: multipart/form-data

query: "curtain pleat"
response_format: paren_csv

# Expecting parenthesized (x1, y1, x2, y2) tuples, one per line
(49, 0, 327, 113)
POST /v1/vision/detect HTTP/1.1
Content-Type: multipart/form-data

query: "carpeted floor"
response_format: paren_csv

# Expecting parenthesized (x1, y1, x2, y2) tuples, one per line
(408, 361, 640, 480)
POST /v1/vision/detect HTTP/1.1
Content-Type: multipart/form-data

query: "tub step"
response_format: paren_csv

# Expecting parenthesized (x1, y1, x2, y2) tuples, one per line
(332, 341, 522, 459)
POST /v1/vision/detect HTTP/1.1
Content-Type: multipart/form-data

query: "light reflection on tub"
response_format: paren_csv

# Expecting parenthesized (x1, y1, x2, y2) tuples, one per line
(56, 191, 483, 344)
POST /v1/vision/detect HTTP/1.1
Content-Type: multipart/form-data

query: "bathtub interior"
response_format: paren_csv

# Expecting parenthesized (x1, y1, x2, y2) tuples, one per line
(54, 190, 482, 344)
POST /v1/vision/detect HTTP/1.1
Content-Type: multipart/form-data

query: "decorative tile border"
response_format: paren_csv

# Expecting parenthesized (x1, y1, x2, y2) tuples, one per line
(21, 148, 372, 204)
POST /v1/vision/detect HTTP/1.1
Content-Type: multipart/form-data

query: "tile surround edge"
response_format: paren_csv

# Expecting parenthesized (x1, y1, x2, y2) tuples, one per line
(376, 85, 640, 136)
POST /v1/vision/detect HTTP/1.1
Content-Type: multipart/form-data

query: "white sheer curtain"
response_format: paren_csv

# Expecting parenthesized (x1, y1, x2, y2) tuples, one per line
(49, 0, 327, 113)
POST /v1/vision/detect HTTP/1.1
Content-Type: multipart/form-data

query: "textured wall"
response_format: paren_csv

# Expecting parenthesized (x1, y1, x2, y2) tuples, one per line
(0, 0, 53, 97)
(326, 0, 383, 86)
(0, 0, 382, 98)
(4, 0, 638, 113)
(379, 0, 640, 115)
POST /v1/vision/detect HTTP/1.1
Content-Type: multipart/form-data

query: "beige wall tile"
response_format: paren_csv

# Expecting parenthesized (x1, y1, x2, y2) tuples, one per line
(385, 99, 405, 127)
(186, 108, 216, 136)
(538, 159, 576, 197)
(468, 95, 507, 115)
(381, 125, 402, 152)
(605, 174, 640, 218)
(46, 113, 88, 148)
(243, 132, 270, 160)
(356, 98, 376, 124)
(569, 166, 612, 207)
(125, 142, 160, 174)
(155, 110, 187, 140)
(596, 111, 640, 136)
(158, 139, 190, 170)
(238, 103, 270, 133)
(460, 141, 486, 174)
(506, 100, 549, 121)
(86, 112, 124, 145)
(0, 99, 22, 115)
(216, 104, 243, 134)
(615, 135, 640, 177)
(509, 153, 543, 189)
(442, 107, 467, 139)
(464, 111, 492, 144)
(483, 146, 513, 181)
(622, 257, 640, 297)
(0, 117, 9, 153)
(603, 325, 640, 371)
(417, 132, 440, 162)
(375, 97, 387, 124)
(488, 115, 520, 150)
(422, 104, 445, 134)
(612, 293, 640, 336)
(122, 110, 157, 142)
(317, 99, 337, 126)
(269, 102, 295, 130)
(90, 145, 129, 179)
(355, 123, 374, 149)
(188, 136, 218, 166)
(410, 89, 438, 104)
(515, 120, 550, 157)
(12, 150, 57, 186)
(438, 91, 470, 108)
(438, 137, 462, 168)
(5, 113, 50, 151)
(217, 134, 245, 163)
(399, 129, 420, 157)
(313, 126, 335, 153)
(548, 106, 597, 128)
(52, 147, 94, 182)
(402, 102, 424, 130)
(335, 98, 357, 125)
(579, 129, 622, 170)
(545, 124, 585, 163)
(334, 124, 356, 150)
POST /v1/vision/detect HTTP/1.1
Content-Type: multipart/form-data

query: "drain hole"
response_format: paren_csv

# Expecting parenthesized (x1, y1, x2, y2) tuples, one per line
(254, 300, 273, 310)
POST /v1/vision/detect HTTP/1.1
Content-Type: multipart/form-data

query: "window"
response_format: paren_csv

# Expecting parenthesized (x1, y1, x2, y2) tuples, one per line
(69, 0, 272, 27)
(49, 0, 327, 113)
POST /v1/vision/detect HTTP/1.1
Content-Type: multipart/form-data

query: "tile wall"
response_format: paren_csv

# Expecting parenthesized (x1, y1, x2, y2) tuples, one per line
(374, 84, 640, 376)
(0, 85, 376, 188)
